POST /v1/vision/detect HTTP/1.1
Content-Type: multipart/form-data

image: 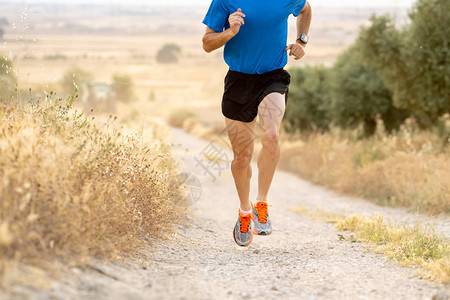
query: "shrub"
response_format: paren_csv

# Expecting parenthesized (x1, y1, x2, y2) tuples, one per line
(288, 0, 449, 135)
(112, 73, 134, 102)
(329, 46, 409, 136)
(156, 43, 181, 64)
(0, 56, 17, 102)
(60, 66, 92, 96)
(148, 89, 156, 102)
(358, 0, 450, 127)
(43, 54, 68, 60)
(0, 56, 14, 79)
(287, 49, 408, 136)
(285, 66, 331, 133)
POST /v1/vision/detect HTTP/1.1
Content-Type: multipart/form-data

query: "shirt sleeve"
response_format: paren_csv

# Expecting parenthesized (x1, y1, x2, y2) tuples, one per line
(202, 0, 229, 32)
(292, 0, 306, 16)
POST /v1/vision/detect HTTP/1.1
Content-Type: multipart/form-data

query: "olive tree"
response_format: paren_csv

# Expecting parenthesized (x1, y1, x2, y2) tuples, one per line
(358, 0, 450, 127)
(156, 43, 181, 64)
(285, 66, 331, 132)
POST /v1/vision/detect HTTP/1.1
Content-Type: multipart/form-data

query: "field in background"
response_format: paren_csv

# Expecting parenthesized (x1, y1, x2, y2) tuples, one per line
(1, 2, 410, 128)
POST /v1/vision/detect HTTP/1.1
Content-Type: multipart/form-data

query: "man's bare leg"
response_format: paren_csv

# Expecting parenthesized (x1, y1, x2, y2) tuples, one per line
(256, 93, 286, 201)
(225, 117, 256, 211)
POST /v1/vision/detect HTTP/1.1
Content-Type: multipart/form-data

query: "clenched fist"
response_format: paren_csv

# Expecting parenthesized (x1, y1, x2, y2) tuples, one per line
(229, 8, 245, 36)
(286, 43, 306, 60)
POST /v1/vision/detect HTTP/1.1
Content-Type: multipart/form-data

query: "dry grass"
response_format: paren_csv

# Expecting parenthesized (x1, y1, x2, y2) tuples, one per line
(279, 121, 450, 215)
(0, 96, 183, 278)
(336, 214, 450, 284)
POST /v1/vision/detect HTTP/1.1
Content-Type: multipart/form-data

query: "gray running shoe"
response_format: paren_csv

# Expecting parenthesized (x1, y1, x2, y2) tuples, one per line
(233, 211, 253, 247)
(252, 201, 272, 235)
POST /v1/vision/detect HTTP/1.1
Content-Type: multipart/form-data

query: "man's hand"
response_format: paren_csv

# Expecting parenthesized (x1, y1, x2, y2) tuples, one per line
(202, 8, 245, 53)
(286, 43, 306, 60)
(229, 8, 245, 36)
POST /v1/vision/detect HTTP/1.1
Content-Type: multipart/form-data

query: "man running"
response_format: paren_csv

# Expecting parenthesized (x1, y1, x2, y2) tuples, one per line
(202, 0, 312, 247)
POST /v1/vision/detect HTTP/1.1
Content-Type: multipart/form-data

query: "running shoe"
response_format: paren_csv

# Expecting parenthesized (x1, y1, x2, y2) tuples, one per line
(233, 210, 253, 247)
(252, 201, 272, 235)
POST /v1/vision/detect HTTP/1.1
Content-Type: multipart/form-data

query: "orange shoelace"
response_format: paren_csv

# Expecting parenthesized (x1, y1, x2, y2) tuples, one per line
(239, 213, 252, 233)
(255, 202, 269, 223)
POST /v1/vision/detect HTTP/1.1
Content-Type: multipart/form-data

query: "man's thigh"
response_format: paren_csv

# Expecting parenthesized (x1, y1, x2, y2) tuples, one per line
(225, 117, 256, 155)
(257, 92, 286, 132)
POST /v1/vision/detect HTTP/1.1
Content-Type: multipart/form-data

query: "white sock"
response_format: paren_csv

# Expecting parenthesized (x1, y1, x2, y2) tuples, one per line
(240, 208, 252, 216)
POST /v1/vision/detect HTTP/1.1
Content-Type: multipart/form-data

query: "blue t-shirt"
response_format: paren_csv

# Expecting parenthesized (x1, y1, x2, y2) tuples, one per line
(202, 0, 306, 74)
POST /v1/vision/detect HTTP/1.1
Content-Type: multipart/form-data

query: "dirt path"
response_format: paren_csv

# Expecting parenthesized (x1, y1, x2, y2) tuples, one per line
(3, 125, 449, 300)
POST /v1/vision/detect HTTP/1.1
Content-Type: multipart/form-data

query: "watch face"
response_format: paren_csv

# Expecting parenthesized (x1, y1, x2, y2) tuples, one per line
(301, 34, 309, 44)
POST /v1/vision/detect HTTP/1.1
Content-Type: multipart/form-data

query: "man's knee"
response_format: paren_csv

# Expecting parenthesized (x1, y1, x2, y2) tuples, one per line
(232, 149, 252, 168)
(261, 129, 279, 152)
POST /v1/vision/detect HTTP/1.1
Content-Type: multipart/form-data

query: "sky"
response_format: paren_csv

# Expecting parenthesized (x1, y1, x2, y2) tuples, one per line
(21, 0, 417, 8)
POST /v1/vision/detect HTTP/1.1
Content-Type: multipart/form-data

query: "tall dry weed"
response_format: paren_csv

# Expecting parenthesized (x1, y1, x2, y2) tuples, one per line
(0, 96, 183, 274)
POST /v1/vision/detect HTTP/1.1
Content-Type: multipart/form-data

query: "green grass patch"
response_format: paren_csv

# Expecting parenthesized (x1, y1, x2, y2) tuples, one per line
(336, 214, 449, 284)
(290, 205, 450, 284)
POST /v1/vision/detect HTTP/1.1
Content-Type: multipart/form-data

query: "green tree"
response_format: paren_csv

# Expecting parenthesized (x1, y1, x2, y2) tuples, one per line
(156, 43, 181, 64)
(329, 47, 408, 136)
(0, 28, 4, 40)
(358, 0, 450, 127)
(0, 56, 13, 77)
(0, 56, 17, 102)
(112, 73, 134, 102)
(60, 66, 92, 96)
(285, 66, 331, 132)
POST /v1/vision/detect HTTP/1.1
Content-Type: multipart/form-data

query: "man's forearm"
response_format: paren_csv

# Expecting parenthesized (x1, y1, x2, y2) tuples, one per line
(296, 2, 312, 45)
(202, 29, 235, 53)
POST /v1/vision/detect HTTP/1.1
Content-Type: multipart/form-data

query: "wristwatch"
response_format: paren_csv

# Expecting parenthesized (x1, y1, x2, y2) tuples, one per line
(297, 33, 309, 45)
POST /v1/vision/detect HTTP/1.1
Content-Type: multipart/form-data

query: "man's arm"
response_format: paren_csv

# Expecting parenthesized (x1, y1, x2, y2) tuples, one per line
(286, 1, 312, 60)
(202, 8, 245, 53)
(296, 1, 312, 46)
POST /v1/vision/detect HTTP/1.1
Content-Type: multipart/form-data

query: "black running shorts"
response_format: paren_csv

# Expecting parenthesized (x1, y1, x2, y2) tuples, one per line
(222, 68, 291, 123)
